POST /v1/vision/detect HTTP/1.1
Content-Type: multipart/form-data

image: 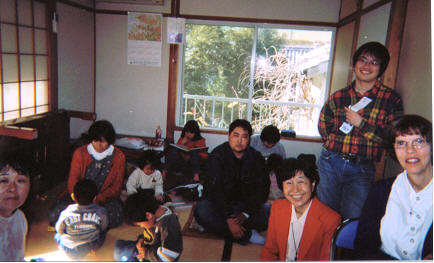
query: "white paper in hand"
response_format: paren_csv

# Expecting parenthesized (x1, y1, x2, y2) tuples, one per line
(339, 97, 373, 134)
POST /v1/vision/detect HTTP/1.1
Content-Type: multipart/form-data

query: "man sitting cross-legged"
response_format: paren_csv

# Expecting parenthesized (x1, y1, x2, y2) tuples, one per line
(194, 119, 270, 245)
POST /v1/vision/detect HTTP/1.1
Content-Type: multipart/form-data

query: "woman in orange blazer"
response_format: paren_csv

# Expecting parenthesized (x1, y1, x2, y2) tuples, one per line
(261, 157, 341, 261)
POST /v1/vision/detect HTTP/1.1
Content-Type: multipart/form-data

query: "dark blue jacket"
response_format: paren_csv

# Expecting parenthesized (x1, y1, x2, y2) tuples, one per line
(354, 177, 432, 260)
(203, 142, 269, 219)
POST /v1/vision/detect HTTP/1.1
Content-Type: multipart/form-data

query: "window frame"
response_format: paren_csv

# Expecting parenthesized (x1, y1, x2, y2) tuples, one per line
(0, 0, 51, 123)
(176, 19, 336, 138)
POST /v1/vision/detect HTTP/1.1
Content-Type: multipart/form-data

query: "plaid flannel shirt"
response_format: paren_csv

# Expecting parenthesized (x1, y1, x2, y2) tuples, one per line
(318, 81, 403, 162)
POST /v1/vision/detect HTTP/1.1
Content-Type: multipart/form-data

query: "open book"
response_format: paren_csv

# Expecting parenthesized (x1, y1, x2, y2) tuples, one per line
(169, 143, 208, 153)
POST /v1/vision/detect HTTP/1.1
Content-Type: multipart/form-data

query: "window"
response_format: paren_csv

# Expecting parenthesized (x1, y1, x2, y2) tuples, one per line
(0, 0, 49, 122)
(177, 20, 334, 137)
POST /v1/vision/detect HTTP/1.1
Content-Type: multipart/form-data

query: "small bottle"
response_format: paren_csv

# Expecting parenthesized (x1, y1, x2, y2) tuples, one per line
(155, 125, 162, 139)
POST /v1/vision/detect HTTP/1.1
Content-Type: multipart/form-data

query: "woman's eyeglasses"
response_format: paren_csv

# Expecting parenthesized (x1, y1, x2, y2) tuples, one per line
(394, 138, 427, 149)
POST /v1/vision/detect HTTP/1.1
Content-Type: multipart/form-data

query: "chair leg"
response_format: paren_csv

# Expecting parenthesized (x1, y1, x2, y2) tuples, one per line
(221, 238, 233, 261)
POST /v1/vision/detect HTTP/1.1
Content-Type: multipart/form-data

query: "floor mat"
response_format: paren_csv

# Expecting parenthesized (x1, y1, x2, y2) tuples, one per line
(181, 202, 226, 240)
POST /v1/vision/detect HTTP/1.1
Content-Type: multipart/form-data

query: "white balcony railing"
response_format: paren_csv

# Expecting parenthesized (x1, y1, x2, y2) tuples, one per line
(181, 94, 321, 136)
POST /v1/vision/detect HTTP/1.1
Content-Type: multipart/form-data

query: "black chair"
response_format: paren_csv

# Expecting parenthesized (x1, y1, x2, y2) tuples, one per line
(330, 218, 359, 260)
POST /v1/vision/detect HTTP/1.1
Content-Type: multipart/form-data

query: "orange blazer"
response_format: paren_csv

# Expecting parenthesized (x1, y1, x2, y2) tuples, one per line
(261, 197, 341, 261)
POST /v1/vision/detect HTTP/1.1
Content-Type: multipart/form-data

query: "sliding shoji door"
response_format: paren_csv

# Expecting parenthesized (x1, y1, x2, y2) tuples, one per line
(0, 0, 49, 122)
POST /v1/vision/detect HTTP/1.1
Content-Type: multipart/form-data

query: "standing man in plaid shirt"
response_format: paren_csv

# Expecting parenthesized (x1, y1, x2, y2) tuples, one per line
(317, 42, 403, 219)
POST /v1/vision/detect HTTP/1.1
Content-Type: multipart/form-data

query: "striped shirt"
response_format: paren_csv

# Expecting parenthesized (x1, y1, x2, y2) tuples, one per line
(318, 81, 403, 161)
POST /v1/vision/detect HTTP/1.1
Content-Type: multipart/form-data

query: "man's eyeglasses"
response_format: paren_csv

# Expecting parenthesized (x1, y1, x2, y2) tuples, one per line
(394, 138, 427, 149)
(357, 57, 379, 66)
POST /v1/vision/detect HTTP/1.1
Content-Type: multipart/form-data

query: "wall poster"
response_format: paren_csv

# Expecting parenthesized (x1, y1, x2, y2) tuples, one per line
(167, 17, 185, 44)
(127, 12, 162, 67)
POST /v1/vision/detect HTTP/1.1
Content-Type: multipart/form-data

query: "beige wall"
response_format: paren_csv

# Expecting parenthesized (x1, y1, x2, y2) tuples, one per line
(330, 22, 355, 93)
(57, 2, 95, 112)
(95, 14, 170, 137)
(180, 0, 340, 22)
(395, 0, 431, 121)
(385, 0, 431, 178)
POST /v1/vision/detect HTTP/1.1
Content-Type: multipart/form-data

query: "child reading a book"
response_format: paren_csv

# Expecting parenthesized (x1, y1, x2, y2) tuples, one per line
(126, 150, 164, 202)
(55, 179, 108, 260)
(0, 153, 32, 261)
(163, 120, 208, 189)
(113, 189, 183, 262)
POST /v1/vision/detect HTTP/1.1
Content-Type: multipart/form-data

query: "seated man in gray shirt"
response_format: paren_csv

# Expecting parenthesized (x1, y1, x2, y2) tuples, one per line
(250, 125, 286, 159)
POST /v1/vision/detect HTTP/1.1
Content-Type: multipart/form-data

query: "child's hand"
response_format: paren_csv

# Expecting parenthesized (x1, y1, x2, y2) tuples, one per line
(193, 173, 200, 182)
(136, 238, 146, 261)
(181, 136, 190, 145)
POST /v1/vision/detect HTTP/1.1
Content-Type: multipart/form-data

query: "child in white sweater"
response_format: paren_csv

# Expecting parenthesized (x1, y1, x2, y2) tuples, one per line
(126, 150, 164, 202)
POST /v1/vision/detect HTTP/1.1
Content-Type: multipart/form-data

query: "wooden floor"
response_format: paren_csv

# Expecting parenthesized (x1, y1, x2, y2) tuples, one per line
(23, 185, 263, 261)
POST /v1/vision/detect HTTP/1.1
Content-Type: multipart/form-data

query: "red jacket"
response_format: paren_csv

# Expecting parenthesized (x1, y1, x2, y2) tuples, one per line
(67, 145, 126, 204)
(261, 197, 341, 261)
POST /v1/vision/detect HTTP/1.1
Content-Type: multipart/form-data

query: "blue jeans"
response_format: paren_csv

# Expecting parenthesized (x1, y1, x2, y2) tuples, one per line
(55, 232, 106, 260)
(193, 199, 269, 240)
(317, 148, 375, 219)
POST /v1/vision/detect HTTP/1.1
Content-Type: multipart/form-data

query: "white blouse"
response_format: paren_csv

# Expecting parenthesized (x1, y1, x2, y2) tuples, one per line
(285, 200, 312, 261)
(380, 171, 433, 259)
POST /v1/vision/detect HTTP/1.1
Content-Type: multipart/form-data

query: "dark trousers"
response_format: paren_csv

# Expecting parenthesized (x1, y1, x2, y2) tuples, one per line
(193, 199, 269, 240)
(164, 148, 202, 190)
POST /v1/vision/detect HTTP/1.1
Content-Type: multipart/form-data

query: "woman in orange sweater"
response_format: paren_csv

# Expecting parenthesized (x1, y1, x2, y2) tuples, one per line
(48, 120, 125, 228)
(163, 120, 208, 189)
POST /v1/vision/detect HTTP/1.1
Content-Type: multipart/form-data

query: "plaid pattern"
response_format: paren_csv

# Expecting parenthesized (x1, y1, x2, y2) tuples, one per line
(318, 81, 403, 161)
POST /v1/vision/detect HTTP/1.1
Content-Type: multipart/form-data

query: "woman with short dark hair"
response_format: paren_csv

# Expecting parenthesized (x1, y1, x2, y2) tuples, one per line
(48, 120, 126, 228)
(261, 157, 341, 261)
(355, 114, 433, 260)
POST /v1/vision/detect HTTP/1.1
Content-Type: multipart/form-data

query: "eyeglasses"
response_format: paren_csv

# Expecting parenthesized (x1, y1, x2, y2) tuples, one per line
(394, 138, 428, 149)
(357, 57, 379, 66)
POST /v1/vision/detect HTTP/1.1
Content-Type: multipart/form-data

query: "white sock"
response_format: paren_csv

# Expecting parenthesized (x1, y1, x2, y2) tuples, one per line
(249, 229, 266, 245)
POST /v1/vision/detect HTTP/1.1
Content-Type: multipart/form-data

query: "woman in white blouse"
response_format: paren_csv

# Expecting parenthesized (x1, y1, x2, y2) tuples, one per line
(355, 114, 432, 260)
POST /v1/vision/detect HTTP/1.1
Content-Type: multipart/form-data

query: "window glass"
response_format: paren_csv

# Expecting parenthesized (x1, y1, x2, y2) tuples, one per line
(179, 21, 334, 137)
(34, 1, 46, 28)
(19, 26, 33, 53)
(36, 80, 48, 105)
(21, 81, 35, 109)
(2, 55, 19, 82)
(3, 83, 19, 113)
(35, 29, 47, 54)
(0, 0, 16, 23)
(0, 0, 49, 121)
(181, 23, 254, 128)
(35, 56, 47, 80)
(20, 55, 34, 81)
(17, 0, 32, 26)
(1, 24, 18, 53)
